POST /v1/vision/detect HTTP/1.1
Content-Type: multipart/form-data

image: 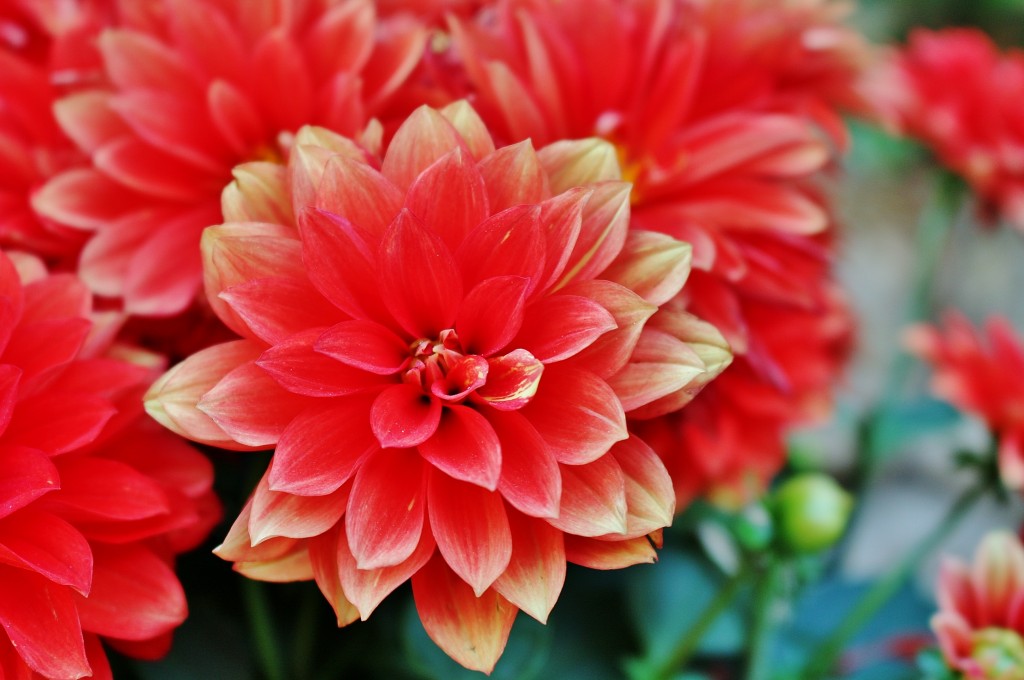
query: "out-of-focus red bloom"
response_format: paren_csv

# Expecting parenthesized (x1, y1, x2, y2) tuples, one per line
(907, 313, 1024, 491)
(146, 102, 727, 672)
(32, 0, 429, 317)
(0, 249, 218, 679)
(931, 531, 1024, 679)
(447, 0, 858, 505)
(0, 0, 110, 260)
(872, 28, 1024, 231)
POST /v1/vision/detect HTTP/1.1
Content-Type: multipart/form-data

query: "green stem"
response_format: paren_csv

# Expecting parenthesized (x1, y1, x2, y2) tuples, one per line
(242, 579, 286, 680)
(745, 559, 785, 680)
(290, 585, 321, 679)
(802, 484, 985, 680)
(650, 564, 750, 679)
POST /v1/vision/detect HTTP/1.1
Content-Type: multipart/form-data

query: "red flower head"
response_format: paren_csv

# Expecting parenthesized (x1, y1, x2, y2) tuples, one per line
(32, 0, 429, 317)
(932, 531, 1024, 679)
(446, 0, 857, 505)
(907, 313, 1024, 491)
(0, 0, 110, 260)
(0, 249, 218, 679)
(872, 28, 1024, 231)
(146, 101, 727, 672)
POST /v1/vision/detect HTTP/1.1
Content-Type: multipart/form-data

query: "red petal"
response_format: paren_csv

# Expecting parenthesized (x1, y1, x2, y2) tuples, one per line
(427, 469, 511, 595)
(315, 320, 410, 375)
(44, 457, 170, 522)
(405, 148, 489, 252)
(488, 410, 561, 519)
(521, 367, 628, 464)
(0, 445, 59, 520)
(0, 566, 89, 679)
(53, 90, 130, 155)
(93, 137, 214, 202)
(455, 276, 529, 357)
(31, 169, 140, 231)
(168, 0, 247, 84)
(477, 139, 550, 212)
(0, 363, 16, 435)
(207, 80, 265, 158)
(336, 520, 435, 620)
(600, 230, 692, 306)
(315, 154, 403, 238)
(557, 182, 631, 287)
(346, 449, 425, 569)
(412, 554, 517, 674)
(381, 106, 466, 191)
(0, 510, 92, 595)
(418, 405, 501, 490)
(536, 188, 587, 291)
(429, 355, 489, 403)
(548, 455, 628, 538)
(477, 349, 544, 411)
(4, 393, 114, 456)
(492, 511, 565, 623)
(308, 528, 360, 626)
(256, 329, 388, 397)
(379, 210, 462, 339)
(610, 436, 675, 538)
(563, 535, 657, 569)
(515, 294, 616, 362)
(455, 205, 544, 297)
(99, 30, 200, 96)
(3, 318, 90, 387)
(269, 394, 378, 496)
(198, 362, 311, 448)
(75, 544, 185, 641)
(559, 280, 656, 378)
(251, 30, 313, 132)
(249, 473, 348, 545)
(220, 276, 345, 345)
(370, 384, 442, 448)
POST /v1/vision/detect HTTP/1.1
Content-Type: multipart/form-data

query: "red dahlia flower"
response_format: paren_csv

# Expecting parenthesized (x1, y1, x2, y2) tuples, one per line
(32, 0, 428, 317)
(446, 0, 856, 505)
(872, 29, 1024, 231)
(146, 102, 728, 672)
(932, 531, 1024, 679)
(907, 313, 1024, 491)
(0, 249, 218, 679)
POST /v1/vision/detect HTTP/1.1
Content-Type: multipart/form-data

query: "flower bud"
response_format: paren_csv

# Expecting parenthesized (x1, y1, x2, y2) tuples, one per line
(771, 473, 853, 554)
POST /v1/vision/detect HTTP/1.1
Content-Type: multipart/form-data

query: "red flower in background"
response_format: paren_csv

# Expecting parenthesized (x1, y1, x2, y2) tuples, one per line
(907, 313, 1024, 491)
(445, 0, 858, 505)
(32, 0, 429, 317)
(146, 102, 727, 672)
(0, 249, 218, 679)
(932, 531, 1024, 679)
(872, 28, 1024, 231)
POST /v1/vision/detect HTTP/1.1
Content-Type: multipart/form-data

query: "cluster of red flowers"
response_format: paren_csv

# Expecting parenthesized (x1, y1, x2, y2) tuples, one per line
(0, 0, 865, 674)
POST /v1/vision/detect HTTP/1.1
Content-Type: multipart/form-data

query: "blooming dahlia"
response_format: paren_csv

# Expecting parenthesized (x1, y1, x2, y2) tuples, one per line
(907, 313, 1024, 491)
(0, 248, 218, 679)
(932, 531, 1024, 679)
(446, 0, 856, 505)
(32, 0, 428, 316)
(146, 101, 726, 672)
(871, 28, 1024, 231)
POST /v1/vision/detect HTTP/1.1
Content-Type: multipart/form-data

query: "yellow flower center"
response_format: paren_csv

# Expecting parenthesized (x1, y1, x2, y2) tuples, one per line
(971, 627, 1024, 680)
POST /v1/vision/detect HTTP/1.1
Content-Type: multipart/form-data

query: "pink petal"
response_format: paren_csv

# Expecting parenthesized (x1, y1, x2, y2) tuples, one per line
(251, 29, 313, 132)
(99, 30, 201, 95)
(564, 535, 657, 569)
(315, 320, 410, 375)
(606, 328, 707, 415)
(548, 455, 628, 538)
(611, 436, 675, 537)
(418, 405, 501, 490)
(167, 0, 247, 84)
(207, 81, 266, 159)
(381, 106, 466, 191)
(0, 510, 92, 595)
(269, 394, 379, 496)
(256, 329, 389, 398)
(336, 520, 436, 620)
(456, 205, 545, 297)
(346, 449, 425, 569)
(379, 209, 462, 339)
(304, 1, 374, 82)
(0, 567, 89, 679)
(600, 230, 692, 306)
(198, 361, 311, 448)
(370, 384, 442, 449)
(476, 349, 545, 411)
(93, 137, 214, 202)
(477, 141, 551, 212)
(536, 187, 587, 291)
(221, 276, 346, 345)
(493, 511, 565, 623)
(249, 474, 348, 545)
(515, 294, 617, 362)
(405, 148, 489, 252)
(0, 445, 59, 520)
(308, 528, 360, 626)
(455, 276, 529, 357)
(488, 410, 561, 519)
(439, 101, 496, 161)
(427, 469, 511, 595)
(521, 367, 628, 464)
(31, 169, 140, 231)
(220, 163, 293, 225)
(412, 554, 517, 675)
(75, 544, 185, 641)
(557, 182, 631, 287)
(537, 139, 621, 193)
(53, 90, 130, 155)
(315, 154, 403, 238)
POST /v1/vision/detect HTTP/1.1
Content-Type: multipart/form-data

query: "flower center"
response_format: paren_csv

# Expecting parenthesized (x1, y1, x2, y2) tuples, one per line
(403, 329, 489, 404)
(971, 627, 1024, 680)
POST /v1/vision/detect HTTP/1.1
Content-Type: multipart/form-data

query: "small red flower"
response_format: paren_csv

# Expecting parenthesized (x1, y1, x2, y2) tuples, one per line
(147, 102, 724, 672)
(872, 28, 1024, 231)
(908, 313, 1024, 491)
(0, 249, 218, 679)
(33, 0, 429, 316)
(932, 531, 1024, 679)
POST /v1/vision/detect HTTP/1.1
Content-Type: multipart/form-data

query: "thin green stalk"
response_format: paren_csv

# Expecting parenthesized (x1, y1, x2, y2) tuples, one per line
(243, 579, 287, 680)
(650, 563, 750, 680)
(745, 559, 785, 680)
(290, 586, 321, 679)
(802, 484, 986, 680)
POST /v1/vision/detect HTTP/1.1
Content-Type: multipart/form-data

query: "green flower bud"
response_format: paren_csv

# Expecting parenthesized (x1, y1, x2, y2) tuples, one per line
(771, 473, 853, 554)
